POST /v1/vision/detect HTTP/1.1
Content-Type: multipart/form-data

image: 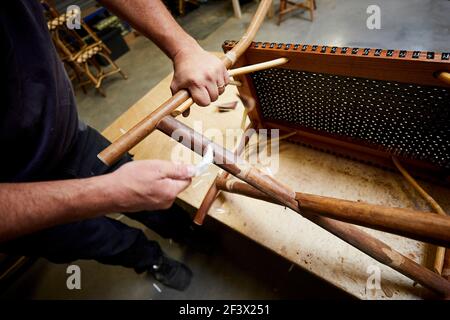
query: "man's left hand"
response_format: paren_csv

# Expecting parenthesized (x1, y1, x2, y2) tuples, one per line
(170, 46, 229, 107)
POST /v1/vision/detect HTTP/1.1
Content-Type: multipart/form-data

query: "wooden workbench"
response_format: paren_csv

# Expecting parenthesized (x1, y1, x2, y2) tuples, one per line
(102, 70, 450, 300)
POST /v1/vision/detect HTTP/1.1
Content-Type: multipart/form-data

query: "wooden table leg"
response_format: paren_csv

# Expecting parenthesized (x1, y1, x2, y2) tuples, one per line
(232, 0, 242, 19)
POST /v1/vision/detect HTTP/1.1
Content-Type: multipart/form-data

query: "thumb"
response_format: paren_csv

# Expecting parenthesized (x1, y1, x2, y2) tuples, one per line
(170, 79, 178, 95)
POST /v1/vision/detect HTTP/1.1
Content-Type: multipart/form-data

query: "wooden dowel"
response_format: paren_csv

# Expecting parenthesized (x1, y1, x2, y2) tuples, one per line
(193, 178, 221, 225)
(216, 174, 450, 247)
(157, 117, 450, 246)
(155, 116, 450, 296)
(171, 97, 194, 117)
(214, 178, 450, 297)
(293, 193, 450, 247)
(97, 0, 273, 166)
(229, 79, 243, 86)
(240, 108, 248, 130)
(171, 57, 287, 118)
(98, 90, 190, 166)
(193, 124, 256, 225)
(438, 72, 450, 85)
(221, 0, 273, 68)
(392, 156, 447, 275)
(228, 57, 289, 77)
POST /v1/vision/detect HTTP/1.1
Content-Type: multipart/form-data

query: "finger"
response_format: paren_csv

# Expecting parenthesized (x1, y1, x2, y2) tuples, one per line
(182, 108, 190, 117)
(205, 82, 219, 103)
(170, 80, 178, 95)
(189, 86, 210, 106)
(223, 69, 230, 86)
(217, 82, 225, 95)
(155, 161, 195, 179)
(170, 178, 192, 194)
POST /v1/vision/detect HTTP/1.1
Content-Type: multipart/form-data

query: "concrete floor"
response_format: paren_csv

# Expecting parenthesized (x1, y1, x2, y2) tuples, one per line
(1, 0, 449, 299)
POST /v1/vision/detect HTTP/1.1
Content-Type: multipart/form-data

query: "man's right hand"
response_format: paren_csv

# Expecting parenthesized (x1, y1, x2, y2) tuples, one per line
(107, 160, 194, 212)
(0, 159, 194, 242)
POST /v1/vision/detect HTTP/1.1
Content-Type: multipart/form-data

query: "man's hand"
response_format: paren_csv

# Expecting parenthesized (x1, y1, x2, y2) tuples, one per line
(108, 160, 194, 212)
(0, 160, 194, 242)
(101, 0, 228, 107)
(171, 46, 229, 106)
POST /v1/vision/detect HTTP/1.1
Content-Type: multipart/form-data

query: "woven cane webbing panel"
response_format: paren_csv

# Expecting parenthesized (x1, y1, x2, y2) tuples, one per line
(251, 68, 450, 169)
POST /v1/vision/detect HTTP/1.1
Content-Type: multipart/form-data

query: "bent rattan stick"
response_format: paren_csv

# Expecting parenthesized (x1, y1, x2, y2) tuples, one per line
(155, 115, 450, 296)
(157, 116, 450, 247)
(229, 79, 243, 86)
(392, 156, 447, 275)
(214, 177, 450, 297)
(97, 0, 273, 166)
(227, 57, 289, 77)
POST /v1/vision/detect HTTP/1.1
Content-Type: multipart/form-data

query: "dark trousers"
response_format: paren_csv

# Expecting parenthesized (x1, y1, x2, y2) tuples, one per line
(0, 124, 192, 273)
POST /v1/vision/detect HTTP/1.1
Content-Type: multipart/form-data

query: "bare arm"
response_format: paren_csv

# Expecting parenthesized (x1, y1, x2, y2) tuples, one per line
(0, 176, 114, 242)
(100, 0, 196, 61)
(0, 160, 193, 243)
(100, 0, 229, 106)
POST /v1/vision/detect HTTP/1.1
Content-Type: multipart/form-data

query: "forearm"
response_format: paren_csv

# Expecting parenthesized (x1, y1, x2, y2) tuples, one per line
(100, 0, 228, 106)
(0, 175, 116, 242)
(100, 0, 200, 59)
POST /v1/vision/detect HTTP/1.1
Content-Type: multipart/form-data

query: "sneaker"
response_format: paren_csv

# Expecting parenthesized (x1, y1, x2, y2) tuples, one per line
(150, 255, 193, 291)
(133, 205, 218, 254)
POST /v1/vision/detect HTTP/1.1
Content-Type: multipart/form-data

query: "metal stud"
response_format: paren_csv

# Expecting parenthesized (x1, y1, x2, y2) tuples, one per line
(251, 68, 450, 168)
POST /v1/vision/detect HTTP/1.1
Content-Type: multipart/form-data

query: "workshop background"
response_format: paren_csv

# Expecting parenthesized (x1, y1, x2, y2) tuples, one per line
(0, 0, 449, 299)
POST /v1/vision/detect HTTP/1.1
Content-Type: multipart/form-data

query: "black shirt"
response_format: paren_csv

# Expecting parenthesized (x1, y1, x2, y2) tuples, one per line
(0, 0, 79, 182)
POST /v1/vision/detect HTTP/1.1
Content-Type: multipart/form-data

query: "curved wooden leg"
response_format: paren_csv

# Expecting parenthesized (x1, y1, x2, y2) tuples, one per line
(98, 52, 128, 80)
(77, 73, 88, 94)
(83, 62, 106, 97)
(232, 0, 242, 19)
(71, 63, 88, 94)
(267, 1, 274, 19)
(83, 62, 100, 88)
(96, 86, 106, 97)
(277, 0, 286, 25)
(309, 0, 314, 21)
